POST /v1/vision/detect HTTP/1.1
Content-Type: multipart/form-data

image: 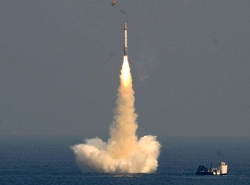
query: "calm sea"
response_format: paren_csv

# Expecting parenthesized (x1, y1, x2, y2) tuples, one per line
(0, 136, 249, 185)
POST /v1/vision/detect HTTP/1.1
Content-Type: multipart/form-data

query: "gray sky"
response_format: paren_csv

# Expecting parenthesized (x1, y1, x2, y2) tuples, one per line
(1, 0, 250, 138)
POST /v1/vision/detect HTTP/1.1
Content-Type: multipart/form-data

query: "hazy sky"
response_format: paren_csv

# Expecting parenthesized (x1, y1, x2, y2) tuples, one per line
(1, 0, 250, 138)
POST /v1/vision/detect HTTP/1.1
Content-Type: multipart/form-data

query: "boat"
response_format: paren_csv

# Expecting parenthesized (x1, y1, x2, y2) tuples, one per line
(196, 162, 228, 176)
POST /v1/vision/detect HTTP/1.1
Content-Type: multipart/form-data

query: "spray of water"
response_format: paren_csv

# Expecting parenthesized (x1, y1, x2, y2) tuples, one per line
(71, 56, 161, 173)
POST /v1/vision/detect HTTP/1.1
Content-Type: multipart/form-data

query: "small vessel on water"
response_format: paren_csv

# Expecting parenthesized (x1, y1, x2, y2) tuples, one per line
(196, 162, 227, 176)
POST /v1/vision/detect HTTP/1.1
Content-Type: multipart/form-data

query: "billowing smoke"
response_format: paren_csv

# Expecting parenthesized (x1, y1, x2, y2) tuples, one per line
(71, 56, 161, 173)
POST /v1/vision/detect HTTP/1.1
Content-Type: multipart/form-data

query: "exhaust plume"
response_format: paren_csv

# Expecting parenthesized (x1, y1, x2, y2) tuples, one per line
(71, 56, 161, 173)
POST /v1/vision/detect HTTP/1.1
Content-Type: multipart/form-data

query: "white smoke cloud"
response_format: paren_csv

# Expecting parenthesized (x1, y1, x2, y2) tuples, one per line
(71, 135, 160, 173)
(71, 57, 161, 173)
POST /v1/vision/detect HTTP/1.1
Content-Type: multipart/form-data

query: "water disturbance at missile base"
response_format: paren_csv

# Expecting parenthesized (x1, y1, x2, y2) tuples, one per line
(71, 56, 161, 173)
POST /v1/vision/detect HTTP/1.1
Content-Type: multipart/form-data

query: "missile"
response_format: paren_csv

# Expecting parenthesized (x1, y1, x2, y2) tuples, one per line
(124, 23, 128, 56)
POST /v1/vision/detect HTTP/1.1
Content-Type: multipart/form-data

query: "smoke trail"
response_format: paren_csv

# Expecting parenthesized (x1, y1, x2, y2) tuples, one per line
(71, 56, 161, 173)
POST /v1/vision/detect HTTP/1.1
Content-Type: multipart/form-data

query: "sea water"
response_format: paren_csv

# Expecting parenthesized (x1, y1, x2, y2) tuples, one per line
(0, 136, 249, 185)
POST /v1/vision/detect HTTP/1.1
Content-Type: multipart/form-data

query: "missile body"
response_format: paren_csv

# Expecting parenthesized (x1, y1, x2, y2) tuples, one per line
(124, 23, 128, 56)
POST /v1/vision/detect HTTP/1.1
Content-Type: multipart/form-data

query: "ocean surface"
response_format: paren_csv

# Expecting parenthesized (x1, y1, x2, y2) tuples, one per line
(0, 136, 249, 185)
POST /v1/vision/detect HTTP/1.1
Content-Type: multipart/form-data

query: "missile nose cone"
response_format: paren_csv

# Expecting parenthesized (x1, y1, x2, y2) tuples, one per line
(124, 23, 127, 30)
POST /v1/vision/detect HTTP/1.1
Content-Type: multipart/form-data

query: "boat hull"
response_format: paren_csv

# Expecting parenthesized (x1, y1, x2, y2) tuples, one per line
(220, 173, 227, 176)
(196, 172, 213, 175)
